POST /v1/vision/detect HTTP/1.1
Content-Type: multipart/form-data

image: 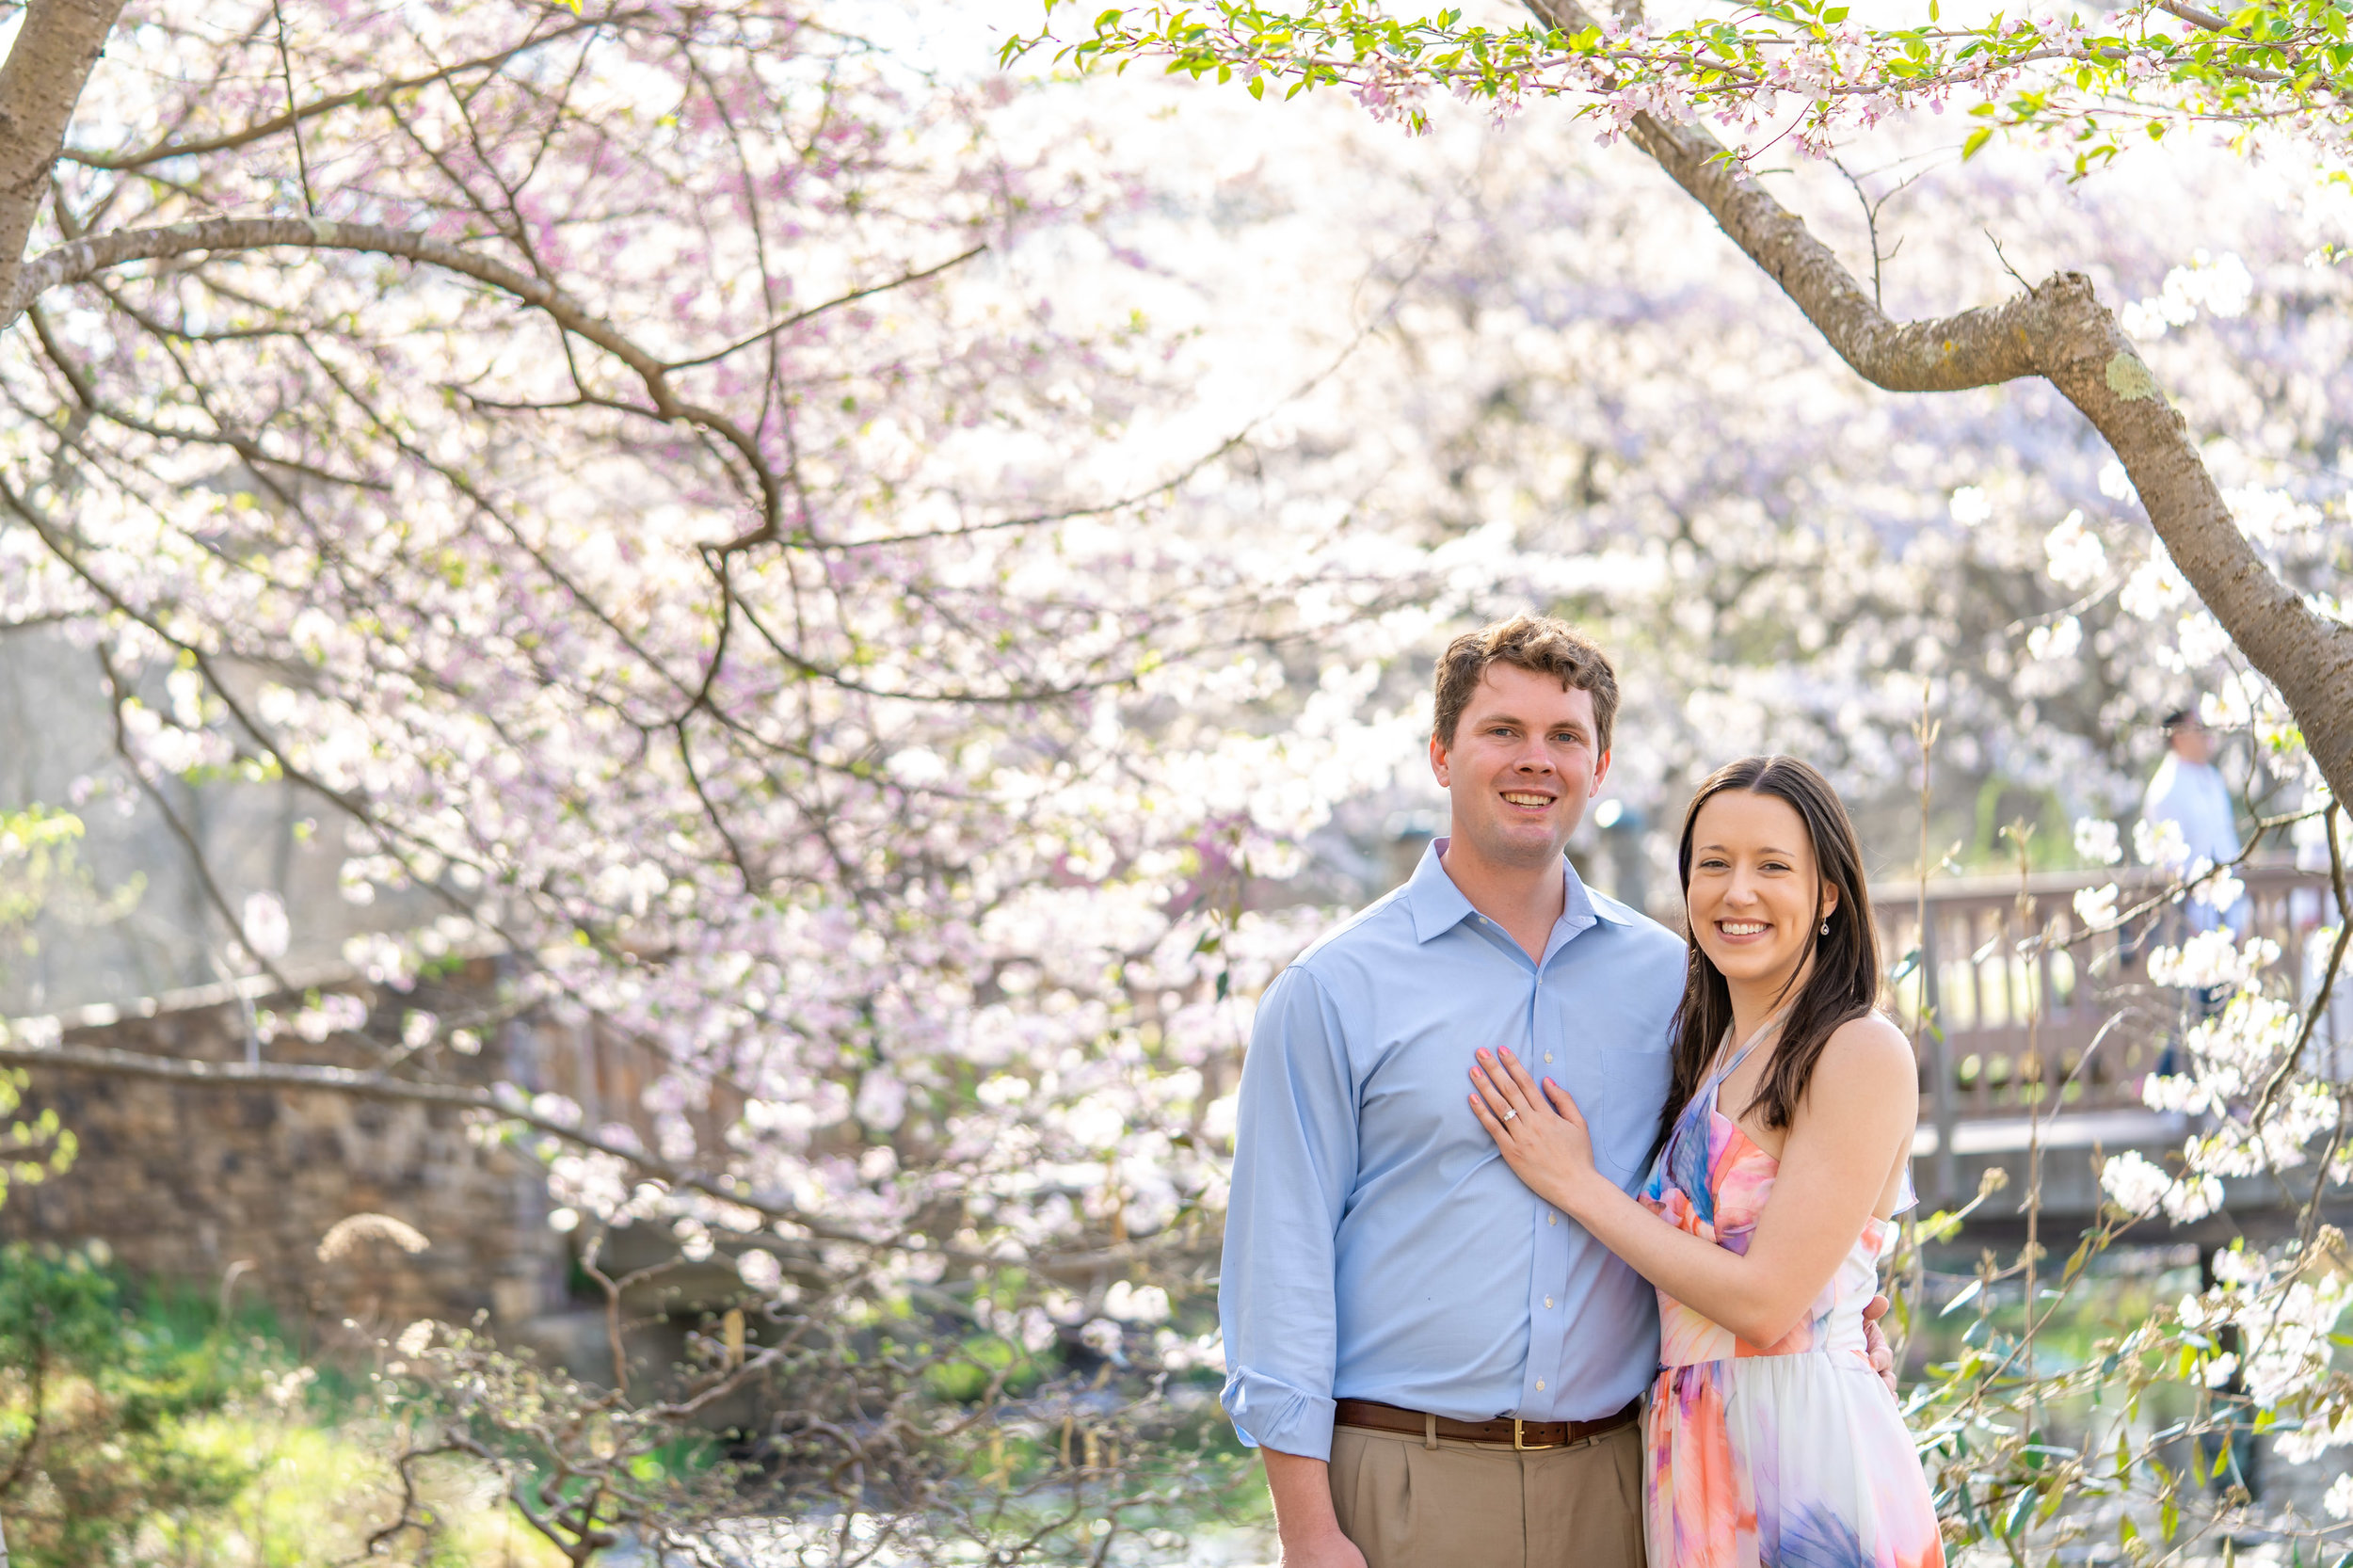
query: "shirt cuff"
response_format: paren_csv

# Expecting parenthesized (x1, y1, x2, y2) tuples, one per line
(1221, 1367, 1337, 1461)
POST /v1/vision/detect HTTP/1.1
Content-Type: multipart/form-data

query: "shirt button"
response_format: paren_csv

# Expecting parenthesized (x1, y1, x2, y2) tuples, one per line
(1544, 1052, 1553, 1064)
(1536, 1379, 1546, 1391)
(1545, 1296, 1554, 1308)
(1547, 1212, 1558, 1225)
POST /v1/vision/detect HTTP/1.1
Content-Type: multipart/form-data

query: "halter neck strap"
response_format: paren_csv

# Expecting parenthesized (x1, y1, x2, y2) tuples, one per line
(1707, 1014, 1785, 1090)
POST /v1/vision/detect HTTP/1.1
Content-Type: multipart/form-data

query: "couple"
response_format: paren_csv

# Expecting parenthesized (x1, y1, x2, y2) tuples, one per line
(1220, 616, 1942, 1568)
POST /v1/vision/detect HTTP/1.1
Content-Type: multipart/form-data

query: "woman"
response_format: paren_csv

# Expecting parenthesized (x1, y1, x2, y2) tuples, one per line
(1467, 755, 1943, 1568)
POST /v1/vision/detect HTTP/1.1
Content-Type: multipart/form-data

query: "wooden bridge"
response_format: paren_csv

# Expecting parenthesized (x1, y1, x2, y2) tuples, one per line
(1878, 861, 2347, 1235)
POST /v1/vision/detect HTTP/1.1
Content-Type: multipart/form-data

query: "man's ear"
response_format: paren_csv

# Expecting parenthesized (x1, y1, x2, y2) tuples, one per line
(1588, 747, 1611, 794)
(1430, 731, 1450, 788)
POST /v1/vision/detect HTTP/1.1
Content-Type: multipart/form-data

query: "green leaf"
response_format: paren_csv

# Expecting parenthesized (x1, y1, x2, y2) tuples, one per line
(1962, 125, 1994, 158)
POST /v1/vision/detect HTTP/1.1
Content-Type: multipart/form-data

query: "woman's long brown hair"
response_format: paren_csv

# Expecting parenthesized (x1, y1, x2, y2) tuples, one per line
(1657, 755, 1886, 1148)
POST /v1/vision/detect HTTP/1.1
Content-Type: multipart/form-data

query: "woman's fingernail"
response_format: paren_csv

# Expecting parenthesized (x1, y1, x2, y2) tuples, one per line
(1500, 1048, 1514, 1061)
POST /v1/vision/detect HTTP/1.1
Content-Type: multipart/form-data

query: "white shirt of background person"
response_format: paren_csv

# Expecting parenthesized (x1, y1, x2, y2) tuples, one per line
(2141, 708, 2246, 935)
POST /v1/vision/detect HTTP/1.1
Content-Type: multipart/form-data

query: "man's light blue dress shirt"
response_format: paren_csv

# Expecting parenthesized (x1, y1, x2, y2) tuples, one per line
(1219, 838, 1687, 1461)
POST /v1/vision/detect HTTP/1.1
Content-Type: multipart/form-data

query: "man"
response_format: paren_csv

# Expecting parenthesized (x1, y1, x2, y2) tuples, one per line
(1219, 616, 1685, 1568)
(2142, 707, 2246, 935)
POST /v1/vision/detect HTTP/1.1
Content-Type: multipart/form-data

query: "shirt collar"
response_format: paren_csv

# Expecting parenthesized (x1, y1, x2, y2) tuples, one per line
(1402, 835, 1632, 945)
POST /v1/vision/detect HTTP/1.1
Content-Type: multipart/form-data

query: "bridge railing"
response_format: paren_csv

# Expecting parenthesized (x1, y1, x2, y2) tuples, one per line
(1872, 862, 2341, 1167)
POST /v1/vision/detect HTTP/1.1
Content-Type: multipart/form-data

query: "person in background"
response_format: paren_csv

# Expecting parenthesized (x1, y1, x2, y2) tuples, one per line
(2141, 707, 2247, 936)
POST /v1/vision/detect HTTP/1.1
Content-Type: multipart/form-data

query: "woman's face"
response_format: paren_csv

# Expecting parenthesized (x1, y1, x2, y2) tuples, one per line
(1685, 789, 1838, 997)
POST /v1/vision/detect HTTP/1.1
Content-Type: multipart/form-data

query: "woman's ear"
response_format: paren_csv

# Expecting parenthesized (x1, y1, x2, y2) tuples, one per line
(1819, 881, 1840, 922)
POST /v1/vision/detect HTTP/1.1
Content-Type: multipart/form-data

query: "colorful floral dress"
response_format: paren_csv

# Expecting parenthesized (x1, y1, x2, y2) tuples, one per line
(1637, 1027, 1945, 1568)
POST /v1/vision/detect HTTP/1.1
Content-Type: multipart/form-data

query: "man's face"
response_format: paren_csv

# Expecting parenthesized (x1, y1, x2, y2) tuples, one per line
(1430, 664, 1610, 871)
(2170, 721, 2214, 764)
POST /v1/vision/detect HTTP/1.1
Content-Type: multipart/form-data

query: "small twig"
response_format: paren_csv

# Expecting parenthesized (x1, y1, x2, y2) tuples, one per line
(2251, 808, 2351, 1129)
(1985, 229, 2035, 293)
(270, 0, 316, 217)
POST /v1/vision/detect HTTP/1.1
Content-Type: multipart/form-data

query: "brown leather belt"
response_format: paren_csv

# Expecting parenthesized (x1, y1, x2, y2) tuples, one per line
(1335, 1395, 1642, 1450)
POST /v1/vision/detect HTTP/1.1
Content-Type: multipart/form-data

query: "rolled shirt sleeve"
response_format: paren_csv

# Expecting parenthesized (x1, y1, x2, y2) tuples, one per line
(1219, 964, 1356, 1461)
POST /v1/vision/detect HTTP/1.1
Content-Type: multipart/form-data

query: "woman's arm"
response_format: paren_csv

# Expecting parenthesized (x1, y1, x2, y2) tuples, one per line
(1469, 1018, 1916, 1349)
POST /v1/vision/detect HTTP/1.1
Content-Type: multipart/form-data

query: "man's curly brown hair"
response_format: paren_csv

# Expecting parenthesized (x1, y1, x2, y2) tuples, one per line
(1432, 615, 1619, 756)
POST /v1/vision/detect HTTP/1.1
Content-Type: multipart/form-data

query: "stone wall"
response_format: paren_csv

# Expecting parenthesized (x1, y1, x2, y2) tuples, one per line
(0, 958, 569, 1334)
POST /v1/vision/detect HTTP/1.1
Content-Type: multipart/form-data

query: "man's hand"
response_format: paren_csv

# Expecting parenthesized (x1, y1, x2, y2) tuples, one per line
(1863, 1292, 1898, 1397)
(1262, 1448, 1370, 1568)
(1280, 1526, 1371, 1568)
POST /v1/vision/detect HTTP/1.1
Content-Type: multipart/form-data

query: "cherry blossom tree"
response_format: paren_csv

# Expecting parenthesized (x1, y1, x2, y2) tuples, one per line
(1015, 0, 2353, 820)
(0, 1, 1443, 1555)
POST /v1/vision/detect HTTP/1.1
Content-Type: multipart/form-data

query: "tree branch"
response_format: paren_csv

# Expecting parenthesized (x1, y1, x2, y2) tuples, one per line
(1522, 0, 2353, 812)
(0, 1032, 858, 1240)
(8, 214, 787, 536)
(0, 1032, 1189, 1284)
(0, 0, 125, 296)
(663, 243, 986, 373)
(2152, 0, 2231, 31)
(56, 20, 609, 172)
(12, 216, 659, 374)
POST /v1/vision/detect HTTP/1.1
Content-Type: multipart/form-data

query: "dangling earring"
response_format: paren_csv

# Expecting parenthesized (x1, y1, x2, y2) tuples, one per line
(1819, 920, 1831, 936)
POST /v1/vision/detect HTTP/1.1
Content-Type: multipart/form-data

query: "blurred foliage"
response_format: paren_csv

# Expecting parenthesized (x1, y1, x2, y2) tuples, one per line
(0, 807, 92, 1209)
(355, 1239, 1266, 1563)
(0, 1247, 564, 1567)
(0, 1244, 256, 1565)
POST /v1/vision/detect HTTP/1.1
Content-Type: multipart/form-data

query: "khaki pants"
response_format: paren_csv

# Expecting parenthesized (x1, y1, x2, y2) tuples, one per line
(1328, 1418, 1644, 1568)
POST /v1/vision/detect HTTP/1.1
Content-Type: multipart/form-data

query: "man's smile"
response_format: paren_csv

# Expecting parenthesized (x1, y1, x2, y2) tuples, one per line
(1499, 791, 1556, 808)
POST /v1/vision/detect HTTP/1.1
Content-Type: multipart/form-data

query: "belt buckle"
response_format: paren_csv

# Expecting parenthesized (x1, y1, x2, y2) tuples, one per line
(1513, 1417, 1553, 1451)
